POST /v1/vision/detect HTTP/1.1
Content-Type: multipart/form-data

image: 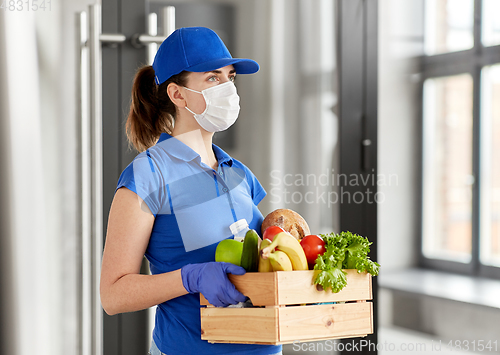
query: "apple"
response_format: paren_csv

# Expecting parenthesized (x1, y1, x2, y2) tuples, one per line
(215, 239, 244, 266)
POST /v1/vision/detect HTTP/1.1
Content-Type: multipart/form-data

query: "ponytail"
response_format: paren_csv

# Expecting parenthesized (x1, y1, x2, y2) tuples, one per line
(126, 65, 189, 152)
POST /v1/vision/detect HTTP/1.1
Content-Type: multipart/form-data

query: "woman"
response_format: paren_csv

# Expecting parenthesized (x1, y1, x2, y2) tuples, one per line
(100, 27, 282, 355)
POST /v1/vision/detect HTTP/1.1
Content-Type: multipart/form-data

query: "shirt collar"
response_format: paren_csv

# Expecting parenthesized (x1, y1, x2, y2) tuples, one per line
(156, 133, 199, 162)
(212, 144, 234, 167)
(157, 133, 233, 167)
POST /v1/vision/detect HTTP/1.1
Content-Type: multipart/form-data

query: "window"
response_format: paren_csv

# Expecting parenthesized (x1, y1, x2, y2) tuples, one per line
(423, 74, 474, 263)
(482, 0, 500, 47)
(424, 0, 474, 55)
(421, 0, 500, 278)
(480, 64, 500, 267)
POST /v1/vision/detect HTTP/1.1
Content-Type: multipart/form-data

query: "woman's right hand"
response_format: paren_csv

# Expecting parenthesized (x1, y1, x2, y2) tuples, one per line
(181, 262, 247, 307)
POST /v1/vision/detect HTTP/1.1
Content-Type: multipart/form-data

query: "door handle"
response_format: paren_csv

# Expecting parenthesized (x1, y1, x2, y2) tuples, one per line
(77, 4, 126, 355)
(362, 138, 372, 171)
(77, 5, 105, 355)
(99, 33, 127, 46)
(131, 6, 176, 49)
(76, 5, 176, 355)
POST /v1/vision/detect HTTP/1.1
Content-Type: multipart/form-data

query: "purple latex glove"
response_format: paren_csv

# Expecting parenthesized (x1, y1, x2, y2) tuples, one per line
(181, 262, 247, 307)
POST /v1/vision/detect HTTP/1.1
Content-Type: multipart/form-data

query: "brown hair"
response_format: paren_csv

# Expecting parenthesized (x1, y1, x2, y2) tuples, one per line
(126, 65, 189, 152)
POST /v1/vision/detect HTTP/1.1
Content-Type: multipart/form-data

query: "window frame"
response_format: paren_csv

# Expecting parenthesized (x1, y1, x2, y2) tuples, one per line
(419, 0, 500, 280)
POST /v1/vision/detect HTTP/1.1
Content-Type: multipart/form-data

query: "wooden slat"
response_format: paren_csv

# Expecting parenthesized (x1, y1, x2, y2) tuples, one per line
(199, 294, 210, 306)
(200, 307, 279, 343)
(200, 272, 278, 306)
(229, 272, 278, 305)
(200, 302, 373, 344)
(276, 270, 372, 305)
(368, 270, 373, 299)
(201, 270, 372, 306)
(205, 334, 368, 345)
(278, 302, 373, 342)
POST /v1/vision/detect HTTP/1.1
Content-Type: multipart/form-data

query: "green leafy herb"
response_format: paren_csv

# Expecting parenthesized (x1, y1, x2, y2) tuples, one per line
(313, 231, 380, 293)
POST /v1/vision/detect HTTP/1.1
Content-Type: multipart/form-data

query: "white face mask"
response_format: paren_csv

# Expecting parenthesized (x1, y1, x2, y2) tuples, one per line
(184, 81, 240, 132)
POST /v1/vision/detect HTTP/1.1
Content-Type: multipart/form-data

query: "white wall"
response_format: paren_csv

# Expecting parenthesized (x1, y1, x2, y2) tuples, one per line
(378, 0, 425, 271)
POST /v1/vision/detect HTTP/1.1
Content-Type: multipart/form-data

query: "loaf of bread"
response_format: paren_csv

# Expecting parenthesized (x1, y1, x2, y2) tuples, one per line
(261, 209, 310, 241)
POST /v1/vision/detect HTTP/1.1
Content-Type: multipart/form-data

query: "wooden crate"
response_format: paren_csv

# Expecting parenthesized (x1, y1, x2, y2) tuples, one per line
(200, 269, 373, 345)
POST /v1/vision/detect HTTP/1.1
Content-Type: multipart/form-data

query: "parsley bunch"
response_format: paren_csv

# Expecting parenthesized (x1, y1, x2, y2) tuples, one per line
(313, 231, 380, 293)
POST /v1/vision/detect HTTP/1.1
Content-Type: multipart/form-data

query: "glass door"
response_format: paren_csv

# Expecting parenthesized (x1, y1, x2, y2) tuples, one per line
(78, 2, 240, 353)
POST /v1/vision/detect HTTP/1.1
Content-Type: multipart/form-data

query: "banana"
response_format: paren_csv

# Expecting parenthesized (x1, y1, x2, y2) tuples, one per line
(268, 250, 293, 271)
(258, 239, 273, 272)
(260, 232, 309, 271)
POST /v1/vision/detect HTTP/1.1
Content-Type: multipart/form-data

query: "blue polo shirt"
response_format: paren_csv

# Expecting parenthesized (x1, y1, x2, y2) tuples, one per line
(116, 133, 281, 355)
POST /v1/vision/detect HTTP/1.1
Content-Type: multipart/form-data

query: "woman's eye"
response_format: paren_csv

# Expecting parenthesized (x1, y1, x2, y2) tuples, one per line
(229, 76, 236, 82)
(208, 76, 218, 82)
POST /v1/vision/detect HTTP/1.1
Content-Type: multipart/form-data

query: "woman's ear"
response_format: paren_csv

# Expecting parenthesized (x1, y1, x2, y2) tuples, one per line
(167, 83, 186, 108)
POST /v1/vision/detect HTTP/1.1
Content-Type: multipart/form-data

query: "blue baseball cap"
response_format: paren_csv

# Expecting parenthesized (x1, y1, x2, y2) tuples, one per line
(152, 27, 260, 85)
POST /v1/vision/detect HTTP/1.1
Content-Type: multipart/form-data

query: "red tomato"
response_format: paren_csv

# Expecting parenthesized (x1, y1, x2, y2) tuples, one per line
(263, 226, 285, 242)
(300, 235, 326, 268)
